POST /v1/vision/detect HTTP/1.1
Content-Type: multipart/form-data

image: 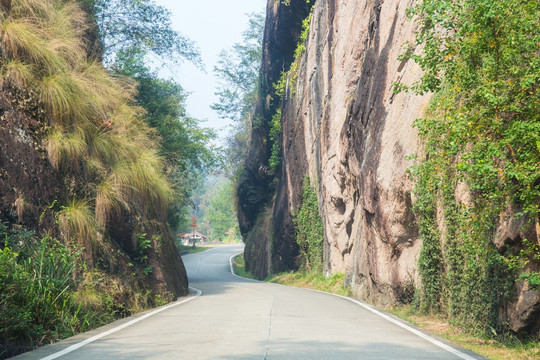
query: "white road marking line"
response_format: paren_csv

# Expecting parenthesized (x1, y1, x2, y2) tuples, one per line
(229, 251, 246, 279)
(229, 251, 479, 360)
(40, 287, 202, 360)
(318, 291, 478, 360)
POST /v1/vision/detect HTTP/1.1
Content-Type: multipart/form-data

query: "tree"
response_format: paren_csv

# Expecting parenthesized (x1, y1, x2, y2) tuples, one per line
(112, 48, 221, 231)
(81, 0, 200, 65)
(212, 12, 264, 122)
(212, 12, 265, 173)
(204, 180, 240, 242)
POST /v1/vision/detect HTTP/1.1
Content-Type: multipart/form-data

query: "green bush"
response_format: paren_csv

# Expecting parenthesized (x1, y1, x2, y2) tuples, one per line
(0, 224, 114, 358)
(398, 0, 539, 335)
(294, 175, 324, 273)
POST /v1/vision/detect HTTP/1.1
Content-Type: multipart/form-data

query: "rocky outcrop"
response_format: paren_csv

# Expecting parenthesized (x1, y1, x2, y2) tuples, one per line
(240, 0, 540, 334)
(237, 0, 313, 278)
(0, 91, 61, 230)
(276, 0, 428, 306)
(0, 85, 187, 304)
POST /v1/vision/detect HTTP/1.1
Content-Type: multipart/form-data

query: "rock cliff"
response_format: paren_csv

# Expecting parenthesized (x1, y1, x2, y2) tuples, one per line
(0, 0, 188, 307)
(0, 84, 188, 302)
(239, 0, 540, 334)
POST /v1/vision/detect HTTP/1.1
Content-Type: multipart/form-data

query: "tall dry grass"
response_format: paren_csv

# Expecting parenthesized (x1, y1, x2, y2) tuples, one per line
(1, 0, 172, 253)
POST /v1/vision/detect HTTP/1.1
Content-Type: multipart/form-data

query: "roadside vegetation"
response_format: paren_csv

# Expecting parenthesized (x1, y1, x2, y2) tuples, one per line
(232, 254, 256, 279)
(0, 225, 118, 358)
(390, 306, 540, 360)
(0, 0, 218, 357)
(394, 0, 539, 341)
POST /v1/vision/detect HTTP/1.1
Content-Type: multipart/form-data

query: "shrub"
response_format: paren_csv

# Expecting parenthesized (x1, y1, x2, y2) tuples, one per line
(294, 175, 324, 273)
(0, 224, 114, 358)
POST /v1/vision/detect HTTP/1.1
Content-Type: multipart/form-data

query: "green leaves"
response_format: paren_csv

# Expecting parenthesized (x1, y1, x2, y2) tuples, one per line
(0, 226, 110, 357)
(212, 12, 264, 175)
(294, 176, 324, 273)
(112, 47, 220, 230)
(204, 180, 240, 242)
(269, 109, 282, 173)
(86, 0, 200, 65)
(405, 0, 540, 333)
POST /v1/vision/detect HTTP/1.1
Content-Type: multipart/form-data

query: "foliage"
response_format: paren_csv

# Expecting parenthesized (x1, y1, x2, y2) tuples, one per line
(390, 305, 540, 360)
(274, 9, 312, 99)
(268, 109, 282, 172)
(231, 253, 256, 280)
(268, 272, 351, 297)
(270, 5, 313, 172)
(293, 176, 324, 273)
(112, 47, 220, 231)
(0, 224, 115, 358)
(81, 0, 199, 65)
(212, 12, 264, 175)
(204, 179, 240, 242)
(0, 0, 176, 257)
(212, 12, 264, 123)
(397, 0, 540, 334)
(57, 199, 100, 260)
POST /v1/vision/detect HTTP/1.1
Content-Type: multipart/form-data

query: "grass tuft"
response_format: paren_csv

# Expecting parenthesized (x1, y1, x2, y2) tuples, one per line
(57, 198, 99, 258)
(95, 177, 126, 226)
(37, 72, 78, 124)
(0, 18, 60, 71)
(46, 127, 86, 170)
(0, 58, 33, 87)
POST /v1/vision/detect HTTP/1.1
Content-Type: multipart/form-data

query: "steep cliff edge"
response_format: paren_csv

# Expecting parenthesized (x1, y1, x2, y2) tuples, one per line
(280, 0, 428, 306)
(0, 0, 187, 307)
(240, 0, 540, 335)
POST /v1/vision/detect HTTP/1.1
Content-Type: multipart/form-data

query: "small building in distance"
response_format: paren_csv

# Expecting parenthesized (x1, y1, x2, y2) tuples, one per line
(178, 231, 207, 246)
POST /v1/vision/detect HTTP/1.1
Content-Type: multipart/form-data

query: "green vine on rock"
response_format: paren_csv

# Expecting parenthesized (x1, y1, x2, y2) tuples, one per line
(293, 175, 324, 273)
(268, 5, 314, 172)
(398, 0, 539, 335)
(269, 109, 282, 172)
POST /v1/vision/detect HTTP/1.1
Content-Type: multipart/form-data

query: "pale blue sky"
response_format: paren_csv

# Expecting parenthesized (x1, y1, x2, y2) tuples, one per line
(154, 0, 267, 139)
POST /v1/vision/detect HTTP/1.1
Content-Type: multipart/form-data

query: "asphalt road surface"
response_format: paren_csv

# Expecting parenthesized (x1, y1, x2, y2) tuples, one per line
(13, 245, 487, 359)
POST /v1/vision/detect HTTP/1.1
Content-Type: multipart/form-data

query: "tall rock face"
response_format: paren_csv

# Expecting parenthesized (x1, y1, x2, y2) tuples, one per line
(278, 0, 429, 306)
(241, 0, 540, 334)
(238, 0, 313, 279)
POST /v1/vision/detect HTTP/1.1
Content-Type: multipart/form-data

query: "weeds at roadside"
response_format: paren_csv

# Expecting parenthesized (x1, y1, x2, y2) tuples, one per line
(389, 306, 540, 360)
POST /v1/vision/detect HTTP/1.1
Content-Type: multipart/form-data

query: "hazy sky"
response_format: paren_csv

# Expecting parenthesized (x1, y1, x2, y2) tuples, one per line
(154, 0, 267, 140)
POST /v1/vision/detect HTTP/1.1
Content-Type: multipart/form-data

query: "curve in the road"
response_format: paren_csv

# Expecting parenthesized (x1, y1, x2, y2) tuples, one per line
(12, 245, 487, 360)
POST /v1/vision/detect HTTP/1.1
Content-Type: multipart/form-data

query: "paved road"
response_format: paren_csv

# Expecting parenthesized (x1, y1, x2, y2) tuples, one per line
(13, 245, 487, 359)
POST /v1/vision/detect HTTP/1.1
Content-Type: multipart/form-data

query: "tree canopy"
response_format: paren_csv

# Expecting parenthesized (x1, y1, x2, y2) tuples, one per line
(81, 0, 200, 65)
(212, 12, 265, 174)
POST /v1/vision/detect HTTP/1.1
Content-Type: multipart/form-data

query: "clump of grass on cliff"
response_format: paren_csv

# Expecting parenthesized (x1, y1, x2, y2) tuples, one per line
(0, 0, 172, 256)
